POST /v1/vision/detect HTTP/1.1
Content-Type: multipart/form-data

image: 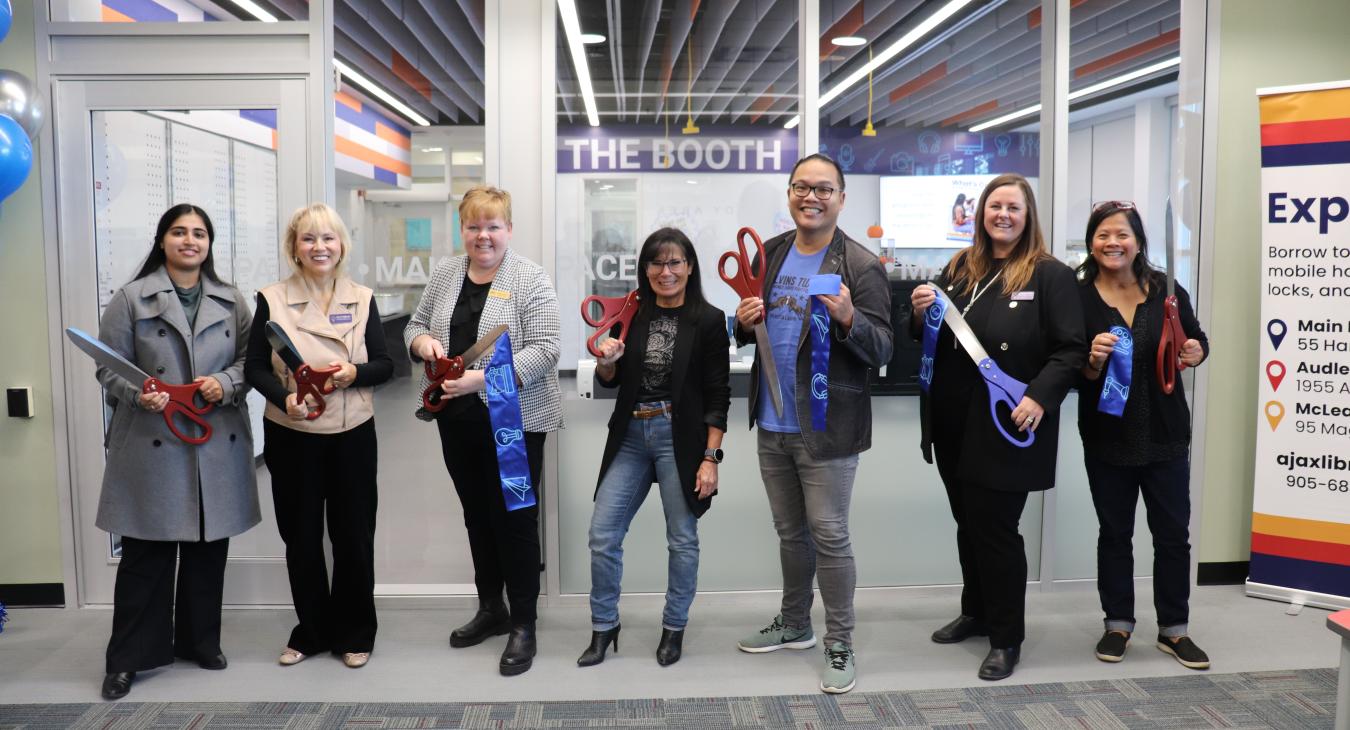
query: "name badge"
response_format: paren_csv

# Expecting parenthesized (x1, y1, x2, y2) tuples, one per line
(488, 289, 512, 300)
(329, 313, 353, 324)
(1011, 290, 1035, 301)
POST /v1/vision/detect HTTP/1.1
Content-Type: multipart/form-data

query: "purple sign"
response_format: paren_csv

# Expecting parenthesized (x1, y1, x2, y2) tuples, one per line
(819, 127, 1039, 177)
(558, 125, 800, 174)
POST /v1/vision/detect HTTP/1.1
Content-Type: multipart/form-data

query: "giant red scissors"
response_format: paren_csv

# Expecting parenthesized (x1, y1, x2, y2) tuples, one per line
(1157, 199, 1188, 394)
(719, 226, 784, 417)
(580, 290, 640, 359)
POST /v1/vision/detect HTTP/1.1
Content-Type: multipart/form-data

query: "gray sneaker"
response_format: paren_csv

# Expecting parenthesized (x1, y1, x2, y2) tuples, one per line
(737, 614, 817, 653)
(820, 642, 856, 694)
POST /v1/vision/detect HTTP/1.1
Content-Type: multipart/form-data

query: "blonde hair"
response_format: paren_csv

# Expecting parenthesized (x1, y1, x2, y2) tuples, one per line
(283, 203, 352, 276)
(944, 173, 1052, 297)
(459, 185, 512, 226)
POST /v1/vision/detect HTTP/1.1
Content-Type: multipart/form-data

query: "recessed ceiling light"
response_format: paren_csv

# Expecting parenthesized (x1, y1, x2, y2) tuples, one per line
(686, 180, 698, 185)
(832, 36, 866, 46)
(421, 147, 443, 152)
(580, 33, 606, 44)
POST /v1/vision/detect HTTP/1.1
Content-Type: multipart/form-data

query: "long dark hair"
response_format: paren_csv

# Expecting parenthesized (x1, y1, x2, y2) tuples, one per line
(1076, 202, 1164, 294)
(635, 227, 708, 318)
(132, 204, 222, 283)
(944, 173, 1050, 297)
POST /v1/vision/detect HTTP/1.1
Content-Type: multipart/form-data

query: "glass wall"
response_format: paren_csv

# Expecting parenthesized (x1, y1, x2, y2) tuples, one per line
(554, 0, 802, 594)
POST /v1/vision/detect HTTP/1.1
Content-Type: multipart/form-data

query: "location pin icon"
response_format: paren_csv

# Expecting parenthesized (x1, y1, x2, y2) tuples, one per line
(1267, 319, 1287, 350)
(1266, 360, 1286, 391)
(1265, 401, 1285, 431)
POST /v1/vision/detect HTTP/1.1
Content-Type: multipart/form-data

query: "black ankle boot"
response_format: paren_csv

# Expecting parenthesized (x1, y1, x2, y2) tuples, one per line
(655, 628, 683, 666)
(101, 671, 135, 700)
(499, 623, 536, 676)
(576, 625, 621, 667)
(450, 599, 510, 648)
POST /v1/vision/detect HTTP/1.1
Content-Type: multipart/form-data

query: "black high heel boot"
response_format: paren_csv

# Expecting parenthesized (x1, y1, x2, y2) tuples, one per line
(450, 598, 510, 648)
(655, 629, 683, 666)
(499, 623, 537, 676)
(576, 625, 621, 667)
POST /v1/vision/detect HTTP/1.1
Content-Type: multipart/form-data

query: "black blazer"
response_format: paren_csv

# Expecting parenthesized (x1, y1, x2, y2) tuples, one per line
(595, 301, 731, 518)
(917, 256, 1087, 492)
(1077, 279, 1208, 451)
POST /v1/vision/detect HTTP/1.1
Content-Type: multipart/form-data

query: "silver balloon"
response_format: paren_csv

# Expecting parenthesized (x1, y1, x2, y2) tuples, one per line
(0, 69, 46, 141)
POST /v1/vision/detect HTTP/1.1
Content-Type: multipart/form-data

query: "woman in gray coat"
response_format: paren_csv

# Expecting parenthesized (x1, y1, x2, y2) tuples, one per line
(96, 204, 259, 701)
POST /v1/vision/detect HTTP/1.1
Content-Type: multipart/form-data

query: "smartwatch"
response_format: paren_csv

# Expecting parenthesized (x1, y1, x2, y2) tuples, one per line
(703, 448, 724, 464)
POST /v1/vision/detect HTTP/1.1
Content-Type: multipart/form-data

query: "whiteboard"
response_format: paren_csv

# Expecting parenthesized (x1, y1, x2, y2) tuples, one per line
(91, 110, 281, 458)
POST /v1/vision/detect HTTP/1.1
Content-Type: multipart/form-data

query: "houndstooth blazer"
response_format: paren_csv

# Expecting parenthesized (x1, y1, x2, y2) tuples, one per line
(404, 248, 564, 432)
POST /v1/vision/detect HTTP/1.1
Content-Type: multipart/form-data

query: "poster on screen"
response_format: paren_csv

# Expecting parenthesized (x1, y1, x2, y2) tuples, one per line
(878, 174, 1039, 249)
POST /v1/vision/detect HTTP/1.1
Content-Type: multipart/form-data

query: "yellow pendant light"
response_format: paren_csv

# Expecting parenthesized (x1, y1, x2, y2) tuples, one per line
(682, 35, 699, 134)
(862, 44, 877, 136)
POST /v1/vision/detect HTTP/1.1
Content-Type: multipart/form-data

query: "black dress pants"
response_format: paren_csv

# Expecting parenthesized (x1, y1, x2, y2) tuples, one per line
(105, 535, 229, 673)
(263, 418, 379, 655)
(436, 413, 545, 625)
(935, 439, 1032, 649)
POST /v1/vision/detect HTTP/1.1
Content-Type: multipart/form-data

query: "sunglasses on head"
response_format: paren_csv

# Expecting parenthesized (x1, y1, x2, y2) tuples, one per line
(1092, 200, 1137, 213)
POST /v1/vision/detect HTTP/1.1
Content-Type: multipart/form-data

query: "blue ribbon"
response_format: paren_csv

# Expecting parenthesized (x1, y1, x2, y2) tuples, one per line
(484, 332, 535, 511)
(807, 275, 840, 431)
(919, 287, 946, 393)
(1098, 324, 1133, 417)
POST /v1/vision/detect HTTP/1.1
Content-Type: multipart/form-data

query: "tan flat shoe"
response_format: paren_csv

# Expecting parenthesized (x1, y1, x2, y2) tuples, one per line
(342, 652, 370, 668)
(278, 647, 306, 666)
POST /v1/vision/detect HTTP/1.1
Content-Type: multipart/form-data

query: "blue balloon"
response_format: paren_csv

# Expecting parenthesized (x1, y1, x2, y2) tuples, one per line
(0, 0, 11, 44)
(0, 114, 34, 204)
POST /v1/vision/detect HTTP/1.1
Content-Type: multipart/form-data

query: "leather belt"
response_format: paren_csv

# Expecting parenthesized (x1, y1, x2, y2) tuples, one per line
(632, 403, 671, 420)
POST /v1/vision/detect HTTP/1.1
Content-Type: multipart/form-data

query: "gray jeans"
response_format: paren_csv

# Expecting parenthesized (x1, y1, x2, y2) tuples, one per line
(757, 429, 859, 647)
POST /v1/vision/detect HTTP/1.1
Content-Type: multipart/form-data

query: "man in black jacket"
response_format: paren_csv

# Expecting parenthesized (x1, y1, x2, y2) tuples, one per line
(732, 154, 893, 694)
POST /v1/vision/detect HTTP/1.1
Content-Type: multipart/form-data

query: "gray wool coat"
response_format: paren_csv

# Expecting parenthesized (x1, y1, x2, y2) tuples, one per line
(95, 267, 261, 542)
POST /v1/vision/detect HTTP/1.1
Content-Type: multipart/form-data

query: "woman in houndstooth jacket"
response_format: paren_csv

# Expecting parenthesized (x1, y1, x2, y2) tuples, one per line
(404, 186, 562, 677)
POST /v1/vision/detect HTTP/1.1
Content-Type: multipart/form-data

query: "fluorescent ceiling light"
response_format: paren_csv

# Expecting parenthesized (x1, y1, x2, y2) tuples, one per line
(227, 0, 276, 21)
(580, 33, 606, 44)
(783, 115, 801, 129)
(558, 0, 601, 126)
(421, 147, 443, 152)
(968, 56, 1180, 132)
(832, 36, 866, 47)
(334, 58, 432, 127)
(820, 0, 975, 107)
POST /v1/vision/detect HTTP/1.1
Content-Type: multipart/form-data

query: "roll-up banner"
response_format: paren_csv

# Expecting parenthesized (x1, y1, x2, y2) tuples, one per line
(1250, 80, 1350, 610)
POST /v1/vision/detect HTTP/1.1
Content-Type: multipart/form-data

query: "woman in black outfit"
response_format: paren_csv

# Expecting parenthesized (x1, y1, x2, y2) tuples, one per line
(911, 173, 1086, 681)
(1077, 201, 1210, 669)
(578, 227, 730, 668)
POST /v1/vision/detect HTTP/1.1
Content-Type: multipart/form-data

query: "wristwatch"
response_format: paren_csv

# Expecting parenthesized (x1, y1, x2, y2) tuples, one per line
(703, 448, 724, 464)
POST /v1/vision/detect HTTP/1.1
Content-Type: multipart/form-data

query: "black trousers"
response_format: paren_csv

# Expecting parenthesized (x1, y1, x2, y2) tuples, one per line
(105, 535, 229, 673)
(263, 418, 379, 655)
(436, 414, 545, 625)
(1085, 453, 1192, 631)
(934, 440, 1031, 649)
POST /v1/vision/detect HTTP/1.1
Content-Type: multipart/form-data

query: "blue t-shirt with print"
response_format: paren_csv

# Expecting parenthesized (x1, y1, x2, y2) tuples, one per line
(757, 244, 828, 432)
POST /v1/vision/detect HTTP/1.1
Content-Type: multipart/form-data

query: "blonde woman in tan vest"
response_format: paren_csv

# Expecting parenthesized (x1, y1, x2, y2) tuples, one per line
(405, 185, 562, 676)
(244, 203, 394, 669)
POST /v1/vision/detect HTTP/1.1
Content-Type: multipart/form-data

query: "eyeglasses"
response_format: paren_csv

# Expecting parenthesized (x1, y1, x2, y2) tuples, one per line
(1092, 200, 1137, 212)
(647, 258, 688, 272)
(789, 182, 837, 200)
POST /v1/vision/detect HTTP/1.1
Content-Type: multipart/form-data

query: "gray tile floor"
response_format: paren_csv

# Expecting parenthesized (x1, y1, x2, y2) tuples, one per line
(0, 584, 1337, 704)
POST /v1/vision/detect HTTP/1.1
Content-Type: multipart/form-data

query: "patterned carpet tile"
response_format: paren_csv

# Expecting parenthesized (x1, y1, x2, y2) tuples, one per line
(0, 669, 1337, 729)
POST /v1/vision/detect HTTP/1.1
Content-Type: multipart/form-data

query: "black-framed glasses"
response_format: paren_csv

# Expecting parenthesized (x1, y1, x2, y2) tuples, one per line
(1092, 200, 1136, 212)
(647, 258, 688, 272)
(789, 182, 837, 200)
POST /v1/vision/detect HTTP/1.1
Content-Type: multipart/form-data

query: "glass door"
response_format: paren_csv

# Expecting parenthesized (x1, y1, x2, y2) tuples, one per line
(55, 78, 309, 605)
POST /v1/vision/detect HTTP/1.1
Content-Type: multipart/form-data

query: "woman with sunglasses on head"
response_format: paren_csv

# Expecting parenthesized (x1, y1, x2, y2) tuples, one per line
(244, 203, 394, 670)
(577, 228, 730, 669)
(1077, 201, 1210, 669)
(910, 174, 1086, 681)
(96, 204, 259, 700)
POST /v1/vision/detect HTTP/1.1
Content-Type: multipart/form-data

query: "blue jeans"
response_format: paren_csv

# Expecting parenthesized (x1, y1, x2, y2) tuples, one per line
(588, 406, 700, 632)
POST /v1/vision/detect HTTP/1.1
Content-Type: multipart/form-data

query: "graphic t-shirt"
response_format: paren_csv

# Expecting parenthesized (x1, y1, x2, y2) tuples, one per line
(637, 305, 682, 401)
(757, 244, 828, 432)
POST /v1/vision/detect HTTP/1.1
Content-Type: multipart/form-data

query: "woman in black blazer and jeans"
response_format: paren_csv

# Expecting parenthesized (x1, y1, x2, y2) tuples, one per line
(911, 174, 1086, 681)
(578, 227, 731, 668)
(1077, 201, 1210, 669)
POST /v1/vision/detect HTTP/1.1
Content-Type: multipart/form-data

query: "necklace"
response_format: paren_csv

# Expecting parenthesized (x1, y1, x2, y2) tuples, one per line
(961, 270, 1001, 316)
